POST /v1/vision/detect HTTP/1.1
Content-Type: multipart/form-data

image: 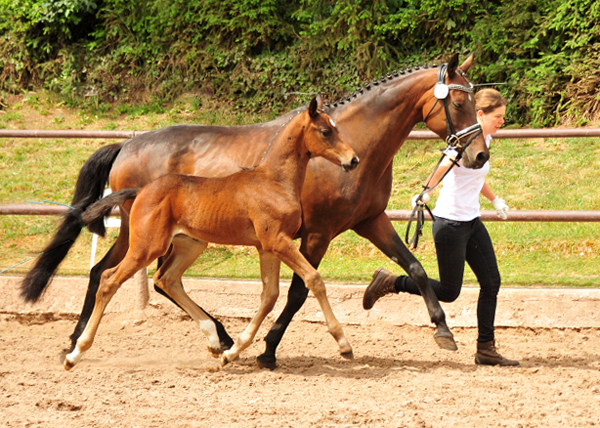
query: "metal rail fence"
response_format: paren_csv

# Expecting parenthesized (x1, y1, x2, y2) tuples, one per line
(1, 127, 600, 222)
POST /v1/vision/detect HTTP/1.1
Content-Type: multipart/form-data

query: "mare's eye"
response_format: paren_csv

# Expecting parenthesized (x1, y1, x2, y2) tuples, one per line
(452, 102, 463, 109)
(322, 128, 332, 137)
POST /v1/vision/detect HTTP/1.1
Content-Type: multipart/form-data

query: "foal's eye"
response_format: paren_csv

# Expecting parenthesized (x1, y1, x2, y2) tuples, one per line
(321, 128, 332, 137)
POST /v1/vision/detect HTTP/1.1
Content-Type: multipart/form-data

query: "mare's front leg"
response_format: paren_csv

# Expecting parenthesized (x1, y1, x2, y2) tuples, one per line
(221, 249, 281, 366)
(353, 212, 457, 350)
(257, 233, 329, 369)
(269, 237, 353, 361)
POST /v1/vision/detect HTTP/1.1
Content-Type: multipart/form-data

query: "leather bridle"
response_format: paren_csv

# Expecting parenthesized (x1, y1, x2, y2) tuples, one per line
(406, 63, 484, 249)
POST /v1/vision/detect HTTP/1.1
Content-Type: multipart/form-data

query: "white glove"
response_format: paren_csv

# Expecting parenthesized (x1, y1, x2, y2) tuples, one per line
(411, 192, 430, 208)
(492, 196, 509, 220)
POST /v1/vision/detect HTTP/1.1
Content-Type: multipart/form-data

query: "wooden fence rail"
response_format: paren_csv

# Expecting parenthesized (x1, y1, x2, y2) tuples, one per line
(2, 126, 599, 222)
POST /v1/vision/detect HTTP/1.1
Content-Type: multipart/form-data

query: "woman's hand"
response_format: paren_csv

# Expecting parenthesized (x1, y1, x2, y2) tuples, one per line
(492, 196, 509, 220)
(411, 192, 430, 207)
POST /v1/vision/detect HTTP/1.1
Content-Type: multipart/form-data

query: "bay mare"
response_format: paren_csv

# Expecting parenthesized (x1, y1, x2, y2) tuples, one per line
(22, 54, 488, 369)
(63, 97, 359, 370)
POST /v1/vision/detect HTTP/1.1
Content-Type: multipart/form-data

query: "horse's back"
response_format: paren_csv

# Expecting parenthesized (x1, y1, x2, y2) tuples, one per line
(109, 122, 284, 190)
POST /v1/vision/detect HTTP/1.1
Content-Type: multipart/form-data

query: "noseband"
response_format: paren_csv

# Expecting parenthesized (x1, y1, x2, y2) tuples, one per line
(406, 63, 484, 249)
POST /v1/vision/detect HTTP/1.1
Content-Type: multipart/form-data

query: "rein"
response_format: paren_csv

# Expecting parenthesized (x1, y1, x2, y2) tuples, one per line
(405, 63, 483, 249)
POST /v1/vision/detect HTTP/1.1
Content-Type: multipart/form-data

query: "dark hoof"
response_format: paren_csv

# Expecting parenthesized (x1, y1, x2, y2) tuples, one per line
(340, 350, 354, 360)
(256, 353, 277, 370)
(434, 332, 458, 351)
(208, 346, 223, 358)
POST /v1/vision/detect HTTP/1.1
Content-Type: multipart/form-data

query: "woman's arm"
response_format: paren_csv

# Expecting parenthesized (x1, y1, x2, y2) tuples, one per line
(424, 155, 455, 193)
(480, 182, 496, 201)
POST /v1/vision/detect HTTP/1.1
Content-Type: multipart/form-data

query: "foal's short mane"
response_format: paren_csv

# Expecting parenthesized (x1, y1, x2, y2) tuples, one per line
(324, 63, 440, 111)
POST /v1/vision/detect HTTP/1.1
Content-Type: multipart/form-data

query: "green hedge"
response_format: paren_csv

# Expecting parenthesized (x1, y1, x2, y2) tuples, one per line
(1, 0, 600, 126)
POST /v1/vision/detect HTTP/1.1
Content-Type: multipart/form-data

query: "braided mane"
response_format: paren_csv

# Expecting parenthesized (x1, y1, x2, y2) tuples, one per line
(324, 64, 439, 110)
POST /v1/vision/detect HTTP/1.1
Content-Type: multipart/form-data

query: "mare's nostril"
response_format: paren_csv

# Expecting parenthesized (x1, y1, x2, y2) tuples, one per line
(476, 152, 489, 164)
(351, 156, 360, 169)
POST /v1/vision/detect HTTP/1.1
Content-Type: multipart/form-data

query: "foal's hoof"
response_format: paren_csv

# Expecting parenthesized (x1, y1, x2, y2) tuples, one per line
(340, 350, 354, 360)
(63, 358, 76, 371)
(256, 353, 277, 370)
(220, 352, 239, 367)
(434, 331, 458, 351)
(220, 355, 230, 367)
(207, 346, 223, 358)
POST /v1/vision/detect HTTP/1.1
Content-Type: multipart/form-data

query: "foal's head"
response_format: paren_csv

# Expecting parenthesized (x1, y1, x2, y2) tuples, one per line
(305, 96, 360, 172)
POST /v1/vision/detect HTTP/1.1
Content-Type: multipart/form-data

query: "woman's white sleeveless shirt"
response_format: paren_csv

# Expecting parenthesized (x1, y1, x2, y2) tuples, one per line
(432, 134, 492, 221)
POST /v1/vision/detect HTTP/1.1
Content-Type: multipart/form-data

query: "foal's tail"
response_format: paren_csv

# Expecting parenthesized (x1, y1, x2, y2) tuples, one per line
(20, 143, 123, 303)
(81, 189, 139, 233)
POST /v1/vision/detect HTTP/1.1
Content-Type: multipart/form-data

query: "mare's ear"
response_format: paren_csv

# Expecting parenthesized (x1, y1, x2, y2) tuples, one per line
(447, 53, 459, 78)
(459, 54, 474, 73)
(309, 96, 318, 118)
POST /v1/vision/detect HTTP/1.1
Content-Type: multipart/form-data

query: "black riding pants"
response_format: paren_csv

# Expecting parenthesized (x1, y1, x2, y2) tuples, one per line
(396, 216, 501, 343)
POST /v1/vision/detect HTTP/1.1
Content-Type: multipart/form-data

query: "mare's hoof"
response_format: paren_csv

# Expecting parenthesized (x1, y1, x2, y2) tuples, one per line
(340, 350, 354, 360)
(434, 332, 458, 351)
(208, 346, 223, 358)
(256, 354, 277, 370)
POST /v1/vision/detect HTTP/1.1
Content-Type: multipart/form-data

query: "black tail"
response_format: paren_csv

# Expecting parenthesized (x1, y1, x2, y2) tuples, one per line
(20, 143, 123, 303)
(82, 189, 139, 234)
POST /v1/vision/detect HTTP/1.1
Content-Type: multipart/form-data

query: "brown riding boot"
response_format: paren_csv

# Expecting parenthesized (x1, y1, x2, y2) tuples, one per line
(363, 267, 398, 310)
(475, 340, 520, 366)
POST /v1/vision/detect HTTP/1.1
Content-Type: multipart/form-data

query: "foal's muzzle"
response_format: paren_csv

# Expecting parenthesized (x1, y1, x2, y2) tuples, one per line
(342, 156, 360, 172)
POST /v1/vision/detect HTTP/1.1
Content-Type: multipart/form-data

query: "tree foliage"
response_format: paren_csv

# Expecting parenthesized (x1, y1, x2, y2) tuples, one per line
(1, 0, 599, 126)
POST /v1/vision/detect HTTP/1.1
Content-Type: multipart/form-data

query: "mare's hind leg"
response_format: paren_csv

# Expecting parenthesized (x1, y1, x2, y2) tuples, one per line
(267, 237, 353, 360)
(353, 211, 456, 350)
(153, 236, 232, 357)
(221, 249, 281, 366)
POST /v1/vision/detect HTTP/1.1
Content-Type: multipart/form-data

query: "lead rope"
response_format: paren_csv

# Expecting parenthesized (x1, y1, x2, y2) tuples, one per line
(406, 123, 482, 249)
(405, 150, 457, 249)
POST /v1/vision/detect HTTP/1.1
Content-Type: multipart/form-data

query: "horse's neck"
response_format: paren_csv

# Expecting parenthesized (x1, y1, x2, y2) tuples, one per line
(258, 113, 309, 191)
(334, 74, 430, 171)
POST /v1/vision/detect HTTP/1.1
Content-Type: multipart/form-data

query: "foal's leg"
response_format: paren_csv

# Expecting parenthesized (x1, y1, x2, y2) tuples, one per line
(68, 218, 130, 352)
(353, 211, 456, 350)
(257, 232, 329, 369)
(154, 239, 234, 352)
(269, 237, 353, 359)
(221, 249, 281, 366)
(153, 236, 230, 357)
(64, 254, 149, 370)
(65, 222, 170, 370)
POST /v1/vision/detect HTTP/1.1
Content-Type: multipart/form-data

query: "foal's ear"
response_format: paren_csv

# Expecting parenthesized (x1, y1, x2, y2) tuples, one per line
(447, 53, 460, 78)
(459, 54, 474, 73)
(308, 96, 319, 118)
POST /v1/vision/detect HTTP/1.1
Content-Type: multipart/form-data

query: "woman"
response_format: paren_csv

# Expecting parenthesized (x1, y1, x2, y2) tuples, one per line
(363, 88, 518, 366)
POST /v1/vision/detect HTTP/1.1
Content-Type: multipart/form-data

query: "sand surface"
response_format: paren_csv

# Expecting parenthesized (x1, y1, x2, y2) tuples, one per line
(1, 275, 599, 427)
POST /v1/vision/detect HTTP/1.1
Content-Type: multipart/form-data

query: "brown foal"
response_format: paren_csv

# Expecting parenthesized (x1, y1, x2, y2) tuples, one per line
(64, 96, 359, 370)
